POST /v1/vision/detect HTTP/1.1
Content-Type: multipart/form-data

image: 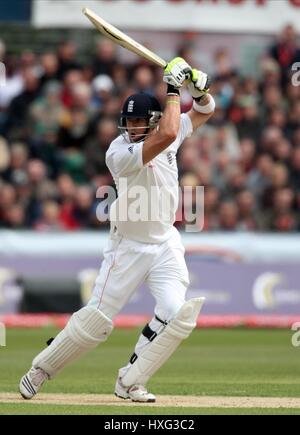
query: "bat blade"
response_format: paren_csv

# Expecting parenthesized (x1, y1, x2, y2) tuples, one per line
(82, 7, 167, 68)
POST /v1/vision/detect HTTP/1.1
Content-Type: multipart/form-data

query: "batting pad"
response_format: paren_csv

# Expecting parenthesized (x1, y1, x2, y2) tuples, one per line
(121, 297, 205, 387)
(33, 306, 113, 379)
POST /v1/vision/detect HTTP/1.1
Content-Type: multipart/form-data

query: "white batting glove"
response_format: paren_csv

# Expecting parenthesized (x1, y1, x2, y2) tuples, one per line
(187, 69, 211, 99)
(163, 57, 192, 89)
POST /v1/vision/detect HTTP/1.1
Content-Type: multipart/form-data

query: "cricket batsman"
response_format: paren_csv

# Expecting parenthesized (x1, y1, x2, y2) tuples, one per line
(19, 57, 215, 403)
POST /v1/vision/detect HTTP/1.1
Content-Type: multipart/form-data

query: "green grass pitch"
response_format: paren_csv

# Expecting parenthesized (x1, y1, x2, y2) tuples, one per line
(1, 327, 300, 415)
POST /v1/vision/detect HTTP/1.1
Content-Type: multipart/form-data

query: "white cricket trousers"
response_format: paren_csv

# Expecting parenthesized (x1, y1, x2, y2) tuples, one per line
(87, 226, 190, 379)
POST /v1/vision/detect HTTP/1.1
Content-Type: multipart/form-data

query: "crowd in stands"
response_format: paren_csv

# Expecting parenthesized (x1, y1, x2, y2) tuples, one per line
(0, 24, 300, 232)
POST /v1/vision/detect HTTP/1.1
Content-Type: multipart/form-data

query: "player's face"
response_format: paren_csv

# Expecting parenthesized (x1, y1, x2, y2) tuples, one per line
(126, 118, 148, 142)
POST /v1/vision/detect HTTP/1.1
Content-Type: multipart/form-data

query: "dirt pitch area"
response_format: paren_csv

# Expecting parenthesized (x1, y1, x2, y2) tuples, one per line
(1, 393, 300, 409)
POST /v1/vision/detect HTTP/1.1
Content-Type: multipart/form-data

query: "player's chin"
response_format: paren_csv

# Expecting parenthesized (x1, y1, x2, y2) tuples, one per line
(130, 134, 141, 142)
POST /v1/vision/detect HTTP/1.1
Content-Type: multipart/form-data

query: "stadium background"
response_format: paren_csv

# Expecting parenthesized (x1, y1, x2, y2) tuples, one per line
(0, 0, 300, 326)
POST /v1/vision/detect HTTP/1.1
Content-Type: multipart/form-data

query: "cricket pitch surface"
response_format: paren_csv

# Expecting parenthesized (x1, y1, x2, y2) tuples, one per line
(1, 393, 300, 409)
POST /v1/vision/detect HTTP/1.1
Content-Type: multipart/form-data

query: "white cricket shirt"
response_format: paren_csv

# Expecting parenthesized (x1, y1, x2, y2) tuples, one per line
(106, 113, 193, 244)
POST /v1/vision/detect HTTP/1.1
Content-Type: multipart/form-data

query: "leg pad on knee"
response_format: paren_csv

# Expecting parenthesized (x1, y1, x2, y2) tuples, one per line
(121, 297, 205, 387)
(33, 306, 113, 378)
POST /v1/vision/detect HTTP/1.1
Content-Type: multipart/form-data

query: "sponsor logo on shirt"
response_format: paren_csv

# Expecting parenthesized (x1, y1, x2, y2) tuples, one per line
(128, 146, 133, 154)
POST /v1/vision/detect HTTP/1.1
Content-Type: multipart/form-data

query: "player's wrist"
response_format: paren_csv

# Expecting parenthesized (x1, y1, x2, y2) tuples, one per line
(193, 94, 216, 114)
(193, 94, 210, 104)
(167, 84, 180, 96)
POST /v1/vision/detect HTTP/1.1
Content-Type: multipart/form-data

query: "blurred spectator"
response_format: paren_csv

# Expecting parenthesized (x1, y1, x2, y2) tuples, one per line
(288, 100, 300, 132)
(132, 66, 155, 93)
(61, 69, 83, 108)
(236, 190, 259, 231)
(101, 95, 122, 119)
(27, 159, 47, 185)
(85, 117, 117, 182)
(224, 165, 247, 198)
(25, 159, 49, 226)
(247, 153, 273, 198)
(260, 126, 283, 154)
(268, 108, 287, 131)
(286, 81, 300, 105)
(0, 183, 17, 212)
(39, 52, 59, 89)
(57, 82, 94, 155)
(273, 138, 292, 164)
(60, 148, 86, 184)
(3, 203, 26, 229)
(56, 174, 79, 230)
(214, 124, 240, 162)
(72, 185, 95, 228)
(270, 24, 300, 82)
(91, 74, 114, 112)
(261, 163, 289, 212)
(270, 187, 297, 232)
(111, 64, 129, 95)
(260, 57, 282, 88)
(262, 85, 284, 117)
(4, 68, 40, 140)
(0, 136, 10, 173)
(93, 38, 118, 77)
(236, 97, 262, 142)
(0, 39, 5, 61)
(20, 50, 37, 71)
(293, 127, 300, 147)
(57, 40, 81, 79)
(239, 138, 256, 173)
(203, 186, 219, 231)
(29, 81, 65, 147)
(289, 146, 300, 191)
(2, 142, 28, 185)
(178, 137, 200, 175)
(214, 48, 237, 81)
(212, 48, 237, 111)
(217, 201, 239, 231)
(177, 42, 196, 67)
(35, 200, 65, 231)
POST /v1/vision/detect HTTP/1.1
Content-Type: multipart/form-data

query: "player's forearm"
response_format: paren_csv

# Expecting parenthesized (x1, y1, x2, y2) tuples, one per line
(187, 93, 215, 131)
(159, 94, 181, 139)
(142, 97, 180, 164)
(143, 58, 189, 165)
(195, 93, 212, 108)
(192, 93, 215, 116)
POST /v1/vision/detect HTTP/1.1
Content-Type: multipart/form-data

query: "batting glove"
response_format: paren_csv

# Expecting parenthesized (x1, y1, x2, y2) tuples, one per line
(187, 69, 211, 99)
(163, 57, 192, 89)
